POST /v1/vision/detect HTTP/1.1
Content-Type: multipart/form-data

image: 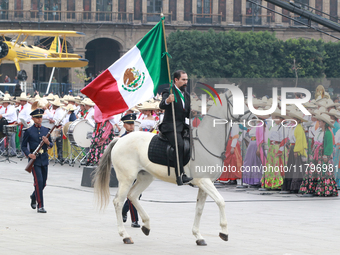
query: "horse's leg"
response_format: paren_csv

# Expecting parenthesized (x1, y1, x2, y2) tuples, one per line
(113, 179, 135, 244)
(192, 188, 208, 246)
(127, 171, 154, 236)
(195, 178, 228, 242)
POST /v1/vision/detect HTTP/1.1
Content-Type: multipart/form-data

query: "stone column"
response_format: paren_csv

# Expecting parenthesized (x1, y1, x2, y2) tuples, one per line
(262, 0, 267, 26)
(177, 0, 184, 22)
(275, 7, 282, 24)
(127, 0, 134, 22)
(142, 0, 147, 23)
(91, 0, 97, 21)
(241, 0, 246, 25)
(163, 0, 169, 14)
(75, 0, 82, 21)
(212, 0, 218, 24)
(192, 0, 197, 23)
(323, 0, 330, 17)
(226, 0, 233, 24)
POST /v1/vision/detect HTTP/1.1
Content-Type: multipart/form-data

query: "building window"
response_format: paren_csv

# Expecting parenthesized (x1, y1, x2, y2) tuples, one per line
(147, 0, 162, 22)
(184, 0, 192, 21)
(330, 0, 337, 22)
(282, 9, 290, 23)
(96, 0, 112, 21)
(0, 0, 8, 19)
(267, 3, 275, 23)
(83, 0, 91, 20)
(67, 0, 75, 19)
(118, 0, 126, 20)
(44, 0, 60, 21)
(169, 0, 177, 21)
(15, 0, 23, 18)
(197, 0, 212, 14)
(246, 0, 262, 25)
(294, 0, 309, 25)
(233, 0, 241, 22)
(218, 0, 226, 22)
(134, 0, 142, 20)
(315, 0, 322, 16)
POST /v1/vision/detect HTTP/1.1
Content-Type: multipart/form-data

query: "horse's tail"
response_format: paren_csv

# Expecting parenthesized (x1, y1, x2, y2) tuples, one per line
(93, 137, 119, 210)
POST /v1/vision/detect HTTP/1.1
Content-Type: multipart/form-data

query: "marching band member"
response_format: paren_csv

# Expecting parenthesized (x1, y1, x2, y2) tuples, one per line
(50, 98, 65, 163)
(83, 98, 95, 121)
(0, 95, 17, 156)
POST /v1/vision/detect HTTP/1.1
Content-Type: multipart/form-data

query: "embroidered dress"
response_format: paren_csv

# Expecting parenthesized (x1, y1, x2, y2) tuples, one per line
(87, 120, 115, 164)
(261, 123, 287, 189)
(299, 129, 338, 196)
(140, 119, 156, 132)
(282, 123, 307, 192)
(219, 125, 242, 181)
(242, 126, 266, 185)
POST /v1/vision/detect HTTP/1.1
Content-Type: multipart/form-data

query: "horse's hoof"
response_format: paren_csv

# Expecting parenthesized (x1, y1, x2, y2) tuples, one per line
(123, 237, 134, 244)
(196, 239, 207, 246)
(141, 226, 150, 236)
(219, 232, 228, 241)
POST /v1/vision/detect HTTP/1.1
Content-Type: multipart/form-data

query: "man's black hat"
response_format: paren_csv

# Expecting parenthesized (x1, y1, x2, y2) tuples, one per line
(30, 108, 44, 117)
(121, 113, 136, 124)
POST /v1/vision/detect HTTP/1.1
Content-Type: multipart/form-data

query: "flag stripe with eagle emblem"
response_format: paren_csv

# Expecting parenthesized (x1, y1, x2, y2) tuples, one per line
(81, 19, 169, 118)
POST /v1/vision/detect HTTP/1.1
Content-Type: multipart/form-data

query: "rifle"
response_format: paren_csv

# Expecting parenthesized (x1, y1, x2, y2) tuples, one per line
(25, 111, 68, 173)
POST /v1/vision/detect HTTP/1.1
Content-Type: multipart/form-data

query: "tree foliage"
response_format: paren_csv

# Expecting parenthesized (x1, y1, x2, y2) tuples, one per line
(167, 29, 333, 78)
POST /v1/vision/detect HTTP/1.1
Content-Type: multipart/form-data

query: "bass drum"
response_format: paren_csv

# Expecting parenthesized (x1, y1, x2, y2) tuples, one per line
(0, 117, 8, 139)
(67, 119, 94, 148)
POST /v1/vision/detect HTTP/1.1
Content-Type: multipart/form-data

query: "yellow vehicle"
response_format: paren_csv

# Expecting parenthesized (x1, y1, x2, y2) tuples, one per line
(0, 30, 89, 81)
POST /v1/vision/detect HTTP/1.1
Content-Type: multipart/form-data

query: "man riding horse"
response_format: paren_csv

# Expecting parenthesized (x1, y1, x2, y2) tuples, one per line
(159, 70, 193, 186)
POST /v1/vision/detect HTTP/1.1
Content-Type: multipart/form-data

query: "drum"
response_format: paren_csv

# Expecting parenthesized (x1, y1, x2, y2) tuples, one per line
(0, 117, 8, 138)
(67, 119, 93, 148)
(63, 122, 72, 137)
(4, 125, 17, 134)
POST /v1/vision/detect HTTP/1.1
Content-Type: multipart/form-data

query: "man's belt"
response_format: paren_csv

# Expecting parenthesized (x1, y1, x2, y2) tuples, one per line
(30, 149, 47, 154)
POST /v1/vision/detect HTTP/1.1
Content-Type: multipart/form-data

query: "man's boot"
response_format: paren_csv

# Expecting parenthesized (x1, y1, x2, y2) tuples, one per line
(182, 174, 193, 183)
(176, 176, 183, 186)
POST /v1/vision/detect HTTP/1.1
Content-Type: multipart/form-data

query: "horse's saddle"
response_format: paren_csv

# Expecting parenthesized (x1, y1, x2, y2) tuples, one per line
(148, 131, 190, 175)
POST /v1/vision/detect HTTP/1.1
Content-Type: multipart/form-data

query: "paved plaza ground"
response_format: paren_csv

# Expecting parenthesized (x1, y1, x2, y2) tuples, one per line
(0, 157, 339, 255)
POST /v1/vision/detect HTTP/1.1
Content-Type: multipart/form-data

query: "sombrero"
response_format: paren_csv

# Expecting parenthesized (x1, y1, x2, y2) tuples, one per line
(82, 98, 95, 107)
(288, 110, 307, 122)
(17, 92, 30, 101)
(315, 113, 335, 128)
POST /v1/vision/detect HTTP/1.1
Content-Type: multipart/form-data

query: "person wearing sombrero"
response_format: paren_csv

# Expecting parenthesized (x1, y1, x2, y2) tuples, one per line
(82, 98, 95, 121)
(281, 110, 307, 193)
(328, 109, 340, 189)
(138, 101, 157, 132)
(260, 109, 288, 190)
(50, 98, 64, 163)
(16, 92, 32, 158)
(0, 95, 17, 156)
(299, 113, 338, 196)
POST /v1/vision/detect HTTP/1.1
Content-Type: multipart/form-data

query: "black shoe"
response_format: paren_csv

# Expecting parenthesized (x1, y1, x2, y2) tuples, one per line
(30, 195, 36, 209)
(182, 174, 193, 183)
(37, 207, 47, 213)
(122, 213, 127, 223)
(176, 176, 183, 186)
(131, 221, 140, 228)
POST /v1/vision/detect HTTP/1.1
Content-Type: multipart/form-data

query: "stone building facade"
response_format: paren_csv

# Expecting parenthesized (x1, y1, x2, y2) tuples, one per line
(0, 0, 339, 93)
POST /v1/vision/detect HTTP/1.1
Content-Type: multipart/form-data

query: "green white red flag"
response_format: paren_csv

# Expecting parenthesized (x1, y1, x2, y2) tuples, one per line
(81, 18, 169, 118)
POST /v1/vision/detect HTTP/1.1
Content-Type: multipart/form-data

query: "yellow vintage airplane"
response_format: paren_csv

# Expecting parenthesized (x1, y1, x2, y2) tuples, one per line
(0, 30, 89, 81)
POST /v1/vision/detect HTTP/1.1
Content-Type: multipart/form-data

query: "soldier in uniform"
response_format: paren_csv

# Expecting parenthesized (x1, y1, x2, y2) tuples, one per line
(22, 109, 53, 213)
(120, 113, 141, 228)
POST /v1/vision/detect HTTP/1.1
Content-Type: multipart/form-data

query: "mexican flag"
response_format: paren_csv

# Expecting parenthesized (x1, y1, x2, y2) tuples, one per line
(81, 19, 169, 118)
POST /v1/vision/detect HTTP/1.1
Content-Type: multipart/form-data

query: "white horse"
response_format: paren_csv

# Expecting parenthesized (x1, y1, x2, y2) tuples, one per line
(93, 90, 252, 245)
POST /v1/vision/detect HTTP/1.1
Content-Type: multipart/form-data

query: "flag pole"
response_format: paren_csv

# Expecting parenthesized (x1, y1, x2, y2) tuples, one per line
(161, 14, 181, 182)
